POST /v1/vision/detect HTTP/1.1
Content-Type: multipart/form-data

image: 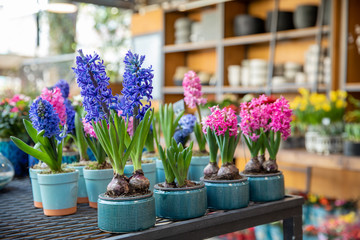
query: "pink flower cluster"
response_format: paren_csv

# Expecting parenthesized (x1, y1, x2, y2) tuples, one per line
(40, 87, 67, 125)
(82, 118, 97, 138)
(268, 96, 292, 140)
(202, 106, 238, 136)
(239, 94, 292, 141)
(183, 71, 207, 109)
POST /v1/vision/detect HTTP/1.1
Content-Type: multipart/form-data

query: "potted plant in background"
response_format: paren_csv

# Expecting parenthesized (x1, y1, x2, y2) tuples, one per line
(314, 90, 347, 155)
(0, 94, 31, 176)
(182, 70, 209, 181)
(344, 95, 360, 156)
(291, 88, 325, 153)
(153, 103, 207, 220)
(73, 49, 155, 233)
(11, 97, 79, 216)
(240, 95, 292, 202)
(202, 106, 248, 210)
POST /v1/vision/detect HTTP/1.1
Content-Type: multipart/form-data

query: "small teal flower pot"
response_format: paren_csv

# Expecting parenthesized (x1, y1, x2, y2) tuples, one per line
(154, 182, 207, 220)
(62, 151, 79, 164)
(98, 193, 156, 233)
(72, 166, 88, 203)
(156, 159, 165, 183)
(29, 168, 43, 208)
(244, 172, 285, 202)
(38, 170, 79, 216)
(188, 155, 209, 181)
(124, 160, 156, 190)
(203, 178, 249, 210)
(0, 138, 28, 176)
(83, 168, 113, 208)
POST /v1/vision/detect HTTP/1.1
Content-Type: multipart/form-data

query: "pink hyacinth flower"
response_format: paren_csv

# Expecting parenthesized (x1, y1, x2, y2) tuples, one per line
(183, 70, 207, 109)
(40, 87, 67, 125)
(202, 106, 238, 137)
(82, 118, 97, 138)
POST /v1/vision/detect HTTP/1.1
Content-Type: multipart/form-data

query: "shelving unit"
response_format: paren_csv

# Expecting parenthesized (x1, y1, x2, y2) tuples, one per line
(161, 0, 334, 103)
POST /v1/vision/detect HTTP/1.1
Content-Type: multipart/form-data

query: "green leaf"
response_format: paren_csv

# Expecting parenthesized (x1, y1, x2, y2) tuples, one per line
(23, 119, 38, 143)
(10, 136, 55, 169)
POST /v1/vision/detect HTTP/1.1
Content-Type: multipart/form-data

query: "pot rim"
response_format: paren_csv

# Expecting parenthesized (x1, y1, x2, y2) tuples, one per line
(242, 171, 283, 178)
(98, 192, 153, 201)
(201, 176, 248, 183)
(154, 182, 205, 191)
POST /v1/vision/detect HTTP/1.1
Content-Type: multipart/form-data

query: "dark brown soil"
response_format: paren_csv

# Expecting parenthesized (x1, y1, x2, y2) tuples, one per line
(242, 170, 281, 175)
(157, 180, 199, 189)
(203, 173, 243, 181)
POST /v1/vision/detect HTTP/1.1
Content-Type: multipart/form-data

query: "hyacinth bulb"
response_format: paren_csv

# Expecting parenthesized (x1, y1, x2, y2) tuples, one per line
(203, 162, 219, 179)
(262, 159, 278, 173)
(217, 162, 240, 180)
(106, 174, 129, 197)
(129, 170, 150, 193)
(244, 157, 262, 173)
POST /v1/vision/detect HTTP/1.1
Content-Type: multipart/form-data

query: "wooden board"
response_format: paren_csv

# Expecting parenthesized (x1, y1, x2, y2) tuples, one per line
(187, 50, 217, 73)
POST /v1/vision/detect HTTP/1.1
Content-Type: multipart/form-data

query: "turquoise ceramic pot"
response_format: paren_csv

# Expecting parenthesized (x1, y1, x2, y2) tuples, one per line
(29, 168, 43, 208)
(156, 159, 165, 183)
(204, 178, 249, 210)
(124, 160, 156, 190)
(38, 170, 79, 216)
(188, 155, 209, 181)
(244, 172, 285, 202)
(83, 168, 113, 208)
(72, 166, 88, 203)
(153, 182, 207, 220)
(98, 193, 156, 233)
(62, 151, 79, 164)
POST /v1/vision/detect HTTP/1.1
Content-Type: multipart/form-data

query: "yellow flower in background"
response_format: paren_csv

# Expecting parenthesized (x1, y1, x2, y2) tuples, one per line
(336, 99, 347, 109)
(308, 193, 318, 203)
(330, 91, 337, 102)
(337, 90, 347, 99)
(322, 103, 331, 112)
(299, 99, 308, 111)
(340, 212, 356, 224)
(299, 88, 309, 97)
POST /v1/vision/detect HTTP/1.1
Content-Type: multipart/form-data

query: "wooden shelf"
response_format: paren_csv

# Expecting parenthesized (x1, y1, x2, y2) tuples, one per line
(344, 82, 360, 92)
(223, 26, 329, 47)
(163, 86, 217, 94)
(164, 40, 217, 53)
(222, 86, 266, 94)
(277, 149, 360, 172)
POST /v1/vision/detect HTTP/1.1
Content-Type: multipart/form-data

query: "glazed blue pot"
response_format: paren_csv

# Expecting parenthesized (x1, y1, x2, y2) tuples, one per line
(38, 170, 79, 216)
(124, 160, 156, 190)
(204, 177, 249, 210)
(188, 155, 209, 181)
(98, 193, 156, 233)
(153, 182, 207, 220)
(29, 168, 44, 208)
(0, 138, 28, 176)
(245, 172, 285, 202)
(71, 166, 88, 203)
(83, 168, 113, 208)
(156, 159, 165, 183)
(62, 151, 79, 164)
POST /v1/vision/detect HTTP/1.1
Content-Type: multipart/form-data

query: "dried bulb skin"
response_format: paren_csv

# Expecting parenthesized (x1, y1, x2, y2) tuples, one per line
(203, 162, 219, 179)
(244, 156, 262, 173)
(163, 181, 176, 188)
(129, 169, 150, 193)
(262, 158, 278, 173)
(217, 163, 241, 180)
(258, 154, 266, 168)
(106, 173, 129, 197)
